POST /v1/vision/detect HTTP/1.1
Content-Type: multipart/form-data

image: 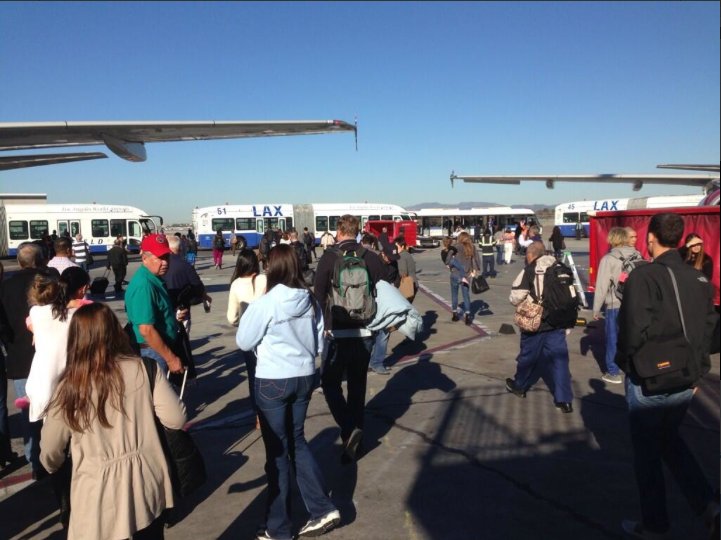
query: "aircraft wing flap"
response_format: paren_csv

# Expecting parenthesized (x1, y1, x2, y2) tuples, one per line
(0, 152, 107, 171)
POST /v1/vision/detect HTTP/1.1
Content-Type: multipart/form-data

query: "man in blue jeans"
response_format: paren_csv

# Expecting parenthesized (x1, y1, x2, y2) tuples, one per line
(616, 213, 719, 539)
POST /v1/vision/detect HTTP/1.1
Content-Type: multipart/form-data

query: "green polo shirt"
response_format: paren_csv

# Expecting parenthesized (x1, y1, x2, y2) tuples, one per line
(125, 264, 177, 345)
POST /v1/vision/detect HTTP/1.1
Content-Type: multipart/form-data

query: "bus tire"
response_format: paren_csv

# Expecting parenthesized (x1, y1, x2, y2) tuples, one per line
(237, 236, 247, 250)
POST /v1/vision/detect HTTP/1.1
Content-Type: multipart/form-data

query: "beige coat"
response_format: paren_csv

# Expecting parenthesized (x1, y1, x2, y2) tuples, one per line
(40, 356, 187, 540)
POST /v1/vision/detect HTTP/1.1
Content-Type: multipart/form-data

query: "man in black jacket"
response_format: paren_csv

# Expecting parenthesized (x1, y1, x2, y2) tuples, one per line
(106, 238, 129, 293)
(0, 243, 58, 478)
(617, 213, 718, 539)
(313, 215, 388, 462)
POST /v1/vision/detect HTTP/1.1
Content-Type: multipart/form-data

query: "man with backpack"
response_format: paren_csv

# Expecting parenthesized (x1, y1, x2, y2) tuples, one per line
(505, 241, 579, 413)
(616, 213, 718, 540)
(313, 215, 388, 463)
(303, 227, 317, 262)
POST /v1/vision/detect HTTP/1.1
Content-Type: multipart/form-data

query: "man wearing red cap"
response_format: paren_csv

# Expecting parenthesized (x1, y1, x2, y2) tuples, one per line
(125, 233, 185, 375)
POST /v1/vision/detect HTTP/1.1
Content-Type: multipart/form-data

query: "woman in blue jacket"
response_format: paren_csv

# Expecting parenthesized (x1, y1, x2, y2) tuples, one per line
(236, 244, 339, 540)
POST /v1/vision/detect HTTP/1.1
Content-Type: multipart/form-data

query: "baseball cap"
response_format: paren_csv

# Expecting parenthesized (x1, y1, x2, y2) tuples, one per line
(141, 233, 171, 258)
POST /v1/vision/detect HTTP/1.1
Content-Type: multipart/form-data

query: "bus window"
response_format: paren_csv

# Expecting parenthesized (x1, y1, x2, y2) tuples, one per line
(263, 218, 280, 231)
(128, 221, 142, 238)
(329, 216, 341, 231)
(579, 212, 589, 223)
(256, 219, 264, 233)
(57, 221, 69, 236)
(381, 215, 392, 221)
(316, 216, 328, 232)
(9, 221, 29, 240)
(562, 212, 579, 224)
(278, 219, 287, 231)
(30, 220, 49, 239)
(368, 215, 380, 221)
(236, 218, 255, 231)
(91, 219, 109, 238)
(286, 217, 293, 229)
(110, 219, 127, 238)
(70, 221, 81, 237)
(138, 219, 156, 234)
(211, 218, 234, 232)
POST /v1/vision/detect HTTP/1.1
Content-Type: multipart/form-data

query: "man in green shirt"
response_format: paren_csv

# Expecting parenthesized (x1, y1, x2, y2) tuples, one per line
(125, 233, 185, 374)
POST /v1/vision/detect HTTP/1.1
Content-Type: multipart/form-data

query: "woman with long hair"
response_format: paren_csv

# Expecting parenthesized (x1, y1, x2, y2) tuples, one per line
(26, 266, 92, 423)
(228, 248, 267, 425)
(454, 232, 481, 325)
(549, 226, 565, 260)
(678, 233, 713, 280)
(236, 244, 339, 540)
(40, 303, 186, 539)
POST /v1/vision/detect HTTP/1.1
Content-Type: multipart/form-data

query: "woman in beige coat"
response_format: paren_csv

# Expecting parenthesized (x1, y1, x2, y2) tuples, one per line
(40, 302, 187, 539)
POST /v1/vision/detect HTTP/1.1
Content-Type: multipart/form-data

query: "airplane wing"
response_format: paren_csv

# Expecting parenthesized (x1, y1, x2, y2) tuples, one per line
(449, 171, 719, 191)
(0, 120, 356, 170)
(0, 152, 108, 171)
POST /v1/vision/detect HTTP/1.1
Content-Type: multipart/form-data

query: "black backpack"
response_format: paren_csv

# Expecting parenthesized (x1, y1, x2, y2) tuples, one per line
(615, 253, 648, 301)
(292, 241, 309, 271)
(540, 261, 580, 329)
(213, 235, 225, 250)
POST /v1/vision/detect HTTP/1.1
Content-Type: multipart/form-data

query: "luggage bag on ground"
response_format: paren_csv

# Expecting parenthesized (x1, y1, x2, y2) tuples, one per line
(89, 269, 110, 296)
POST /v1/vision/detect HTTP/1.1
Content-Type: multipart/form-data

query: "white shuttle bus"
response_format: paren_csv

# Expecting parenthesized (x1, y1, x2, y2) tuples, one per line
(414, 206, 538, 239)
(192, 202, 413, 250)
(554, 194, 704, 237)
(0, 203, 162, 257)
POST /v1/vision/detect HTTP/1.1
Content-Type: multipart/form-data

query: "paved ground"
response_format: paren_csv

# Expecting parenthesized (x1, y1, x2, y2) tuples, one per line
(1, 240, 718, 540)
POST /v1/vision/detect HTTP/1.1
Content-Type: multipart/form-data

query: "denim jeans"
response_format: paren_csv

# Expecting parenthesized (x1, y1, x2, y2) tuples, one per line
(321, 336, 374, 441)
(604, 308, 621, 376)
(482, 255, 495, 277)
(254, 374, 336, 539)
(369, 329, 389, 370)
(625, 378, 713, 533)
(0, 352, 12, 459)
(496, 245, 503, 264)
(13, 378, 42, 471)
(140, 347, 169, 376)
(450, 275, 471, 315)
(512, 330, 573, 403)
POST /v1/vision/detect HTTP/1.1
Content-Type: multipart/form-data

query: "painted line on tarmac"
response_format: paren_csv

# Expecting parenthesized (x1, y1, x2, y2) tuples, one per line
(417, 282, 491, 336)
(0, 470, 33, 490)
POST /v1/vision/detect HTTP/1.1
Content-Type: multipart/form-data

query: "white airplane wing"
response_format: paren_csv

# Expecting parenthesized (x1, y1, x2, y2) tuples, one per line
(450, 170, 719, 191)
(0, 119, 356, 170)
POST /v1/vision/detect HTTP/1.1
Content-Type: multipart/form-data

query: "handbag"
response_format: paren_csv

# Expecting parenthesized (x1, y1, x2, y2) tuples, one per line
(514, 276, 542, 332)
(471, 274, 489, 294)
(141, 358, 207, 498)
(631, 267, 697, 395)
(399, 275, 415, 300)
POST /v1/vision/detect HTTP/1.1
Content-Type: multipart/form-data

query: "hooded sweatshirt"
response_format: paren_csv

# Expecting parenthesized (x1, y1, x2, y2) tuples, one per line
(236, 284, 324, 379)
(592, 246, 643, 317)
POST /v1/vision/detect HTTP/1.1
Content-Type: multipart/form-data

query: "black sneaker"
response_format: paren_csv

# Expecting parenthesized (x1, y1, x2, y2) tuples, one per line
(505, 378, 526, 398)
(464, 313, 471, 325)
(298, 509, 341, 537)
(343, 428, 363, 462)
(451, 313, 459, 322)
(554, 402, 573, 414)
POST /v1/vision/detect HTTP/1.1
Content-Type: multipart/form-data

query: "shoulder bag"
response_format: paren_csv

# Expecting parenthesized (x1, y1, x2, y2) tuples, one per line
(514, 276, 543, 332)
(631, 267, 697, 395)
(471, 274, 489, 294)
(141, 358, 207, 497)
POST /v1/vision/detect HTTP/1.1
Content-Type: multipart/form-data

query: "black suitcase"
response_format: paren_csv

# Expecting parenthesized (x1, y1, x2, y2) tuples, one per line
(90, 270, 109, 296)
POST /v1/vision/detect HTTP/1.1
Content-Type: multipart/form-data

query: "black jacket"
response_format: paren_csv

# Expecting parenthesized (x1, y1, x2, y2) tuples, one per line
(0, 267, 57, 379)
(313, 239, 388, 330)
(106, 245, 128, 269)
(616, 249, 717, 385)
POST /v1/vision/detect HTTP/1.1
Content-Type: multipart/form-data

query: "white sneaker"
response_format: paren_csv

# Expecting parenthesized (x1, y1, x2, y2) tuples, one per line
(602, 373, 623, 384)
(298, 509, 341, 537)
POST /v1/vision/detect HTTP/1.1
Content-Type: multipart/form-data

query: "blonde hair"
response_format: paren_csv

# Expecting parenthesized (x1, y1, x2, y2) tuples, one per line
(607, 227, 627, 248)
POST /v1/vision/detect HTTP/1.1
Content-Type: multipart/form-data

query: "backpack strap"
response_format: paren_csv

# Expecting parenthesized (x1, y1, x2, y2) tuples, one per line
(665, 266, 689, 340)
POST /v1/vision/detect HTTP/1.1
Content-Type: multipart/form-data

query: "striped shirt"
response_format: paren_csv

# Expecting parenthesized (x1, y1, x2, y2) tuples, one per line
(72, 241, 89, 263)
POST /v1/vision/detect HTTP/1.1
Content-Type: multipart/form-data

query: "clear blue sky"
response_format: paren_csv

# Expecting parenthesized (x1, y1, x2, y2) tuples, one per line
(2, 1, 719, 224)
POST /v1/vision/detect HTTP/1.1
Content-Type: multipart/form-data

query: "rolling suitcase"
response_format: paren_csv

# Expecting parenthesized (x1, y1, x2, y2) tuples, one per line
(89, 269, 109, 296)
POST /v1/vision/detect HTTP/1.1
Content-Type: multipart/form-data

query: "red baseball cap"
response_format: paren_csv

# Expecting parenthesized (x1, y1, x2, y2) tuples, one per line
(141, 234, 171, 258)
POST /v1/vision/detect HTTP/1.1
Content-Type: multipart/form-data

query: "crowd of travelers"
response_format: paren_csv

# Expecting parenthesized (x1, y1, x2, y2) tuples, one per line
(0, 213, 718, 540)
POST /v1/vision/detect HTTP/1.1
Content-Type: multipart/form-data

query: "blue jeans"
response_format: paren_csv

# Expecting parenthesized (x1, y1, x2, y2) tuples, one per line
(13, 379, 42, 471)
(254, 374, 336, 540)
(625, 378, 713, 533)
(321, 336, 374, 441)
(369, 329, 389, 370)
(450, 275, 471, 314)
(496, 245, 503, 264)
(512, 330, 573, 403)
(482, 255, 495, 277)
(604, 308, 621, 376)
(140, 347, 169, 376)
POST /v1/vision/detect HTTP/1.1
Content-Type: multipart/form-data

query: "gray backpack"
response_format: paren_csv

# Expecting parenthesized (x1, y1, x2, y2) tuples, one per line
(615, 253, 648, 301)
(329, 246, 376, 326)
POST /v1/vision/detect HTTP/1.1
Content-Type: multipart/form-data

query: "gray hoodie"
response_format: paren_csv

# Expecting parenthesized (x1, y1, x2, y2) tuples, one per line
(592, 246, 643, 317)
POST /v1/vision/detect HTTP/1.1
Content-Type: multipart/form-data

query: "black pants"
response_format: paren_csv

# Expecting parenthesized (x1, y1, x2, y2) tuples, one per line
(111, 265, 126, 291)
(482, 255, 496, 277)
(132, 512, 165, 539)
(321, 336, 374, 441)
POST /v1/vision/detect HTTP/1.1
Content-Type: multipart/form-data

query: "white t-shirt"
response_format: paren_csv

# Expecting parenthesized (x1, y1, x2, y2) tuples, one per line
(226, 274, 267, 326)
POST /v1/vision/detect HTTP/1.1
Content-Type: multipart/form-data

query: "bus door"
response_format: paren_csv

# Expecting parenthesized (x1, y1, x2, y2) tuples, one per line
(70, 220, 81, 237)
(127, 220, 143, 251)
(278, 218, 287, 231)
(57, 220, 69, 237)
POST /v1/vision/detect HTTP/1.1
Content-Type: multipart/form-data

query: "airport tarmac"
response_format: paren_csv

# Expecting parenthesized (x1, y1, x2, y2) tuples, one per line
(1, 240, 718, 540)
